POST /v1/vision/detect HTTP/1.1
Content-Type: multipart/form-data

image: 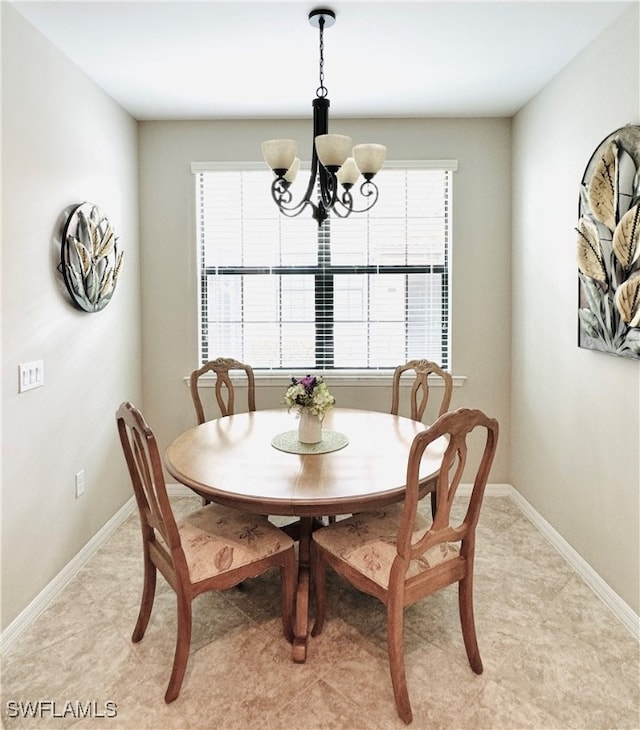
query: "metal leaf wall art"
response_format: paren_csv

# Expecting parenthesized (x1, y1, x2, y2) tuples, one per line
(60, 202, 124, 312)
(577, 125, 640, 359)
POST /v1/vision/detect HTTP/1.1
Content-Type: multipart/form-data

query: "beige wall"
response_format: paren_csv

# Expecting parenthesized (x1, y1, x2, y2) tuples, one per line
(512, 5, 640, 612)
(138, 117, 512, 480)
(1, 5, 142, 628)
(4, 0, 638, 633)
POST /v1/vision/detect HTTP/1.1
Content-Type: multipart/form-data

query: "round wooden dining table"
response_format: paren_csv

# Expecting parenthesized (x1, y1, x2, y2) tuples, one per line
(164, 407, 446, 661)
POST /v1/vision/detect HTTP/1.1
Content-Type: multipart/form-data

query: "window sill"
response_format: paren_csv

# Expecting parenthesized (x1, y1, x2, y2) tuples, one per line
(184, 371, 467, 389)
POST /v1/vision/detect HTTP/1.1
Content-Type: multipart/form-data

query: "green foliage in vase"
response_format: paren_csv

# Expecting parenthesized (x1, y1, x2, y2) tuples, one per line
(284, 375, 335, 418)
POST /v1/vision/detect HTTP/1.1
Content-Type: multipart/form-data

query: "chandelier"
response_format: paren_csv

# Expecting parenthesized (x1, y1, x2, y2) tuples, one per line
(261, 8, 386, 226)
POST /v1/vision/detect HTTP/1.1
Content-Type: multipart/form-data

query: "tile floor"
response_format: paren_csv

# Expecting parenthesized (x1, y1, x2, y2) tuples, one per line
(2, 495, 639, 730)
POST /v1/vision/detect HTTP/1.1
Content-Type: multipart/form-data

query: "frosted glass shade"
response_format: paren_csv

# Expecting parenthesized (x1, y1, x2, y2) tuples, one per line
(262, 139, 297, 174)
(283, 157, 300, 184)
(353, 144, 387, 176)
(315, 134, 353, 170)
(337, 157, 360, 188)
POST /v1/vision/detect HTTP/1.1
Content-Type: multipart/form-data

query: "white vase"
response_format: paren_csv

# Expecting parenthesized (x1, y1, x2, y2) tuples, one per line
(298, 410, 323, 444)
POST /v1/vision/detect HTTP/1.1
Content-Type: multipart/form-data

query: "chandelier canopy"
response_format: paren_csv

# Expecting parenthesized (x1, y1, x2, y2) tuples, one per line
(261, 8, 386, 225)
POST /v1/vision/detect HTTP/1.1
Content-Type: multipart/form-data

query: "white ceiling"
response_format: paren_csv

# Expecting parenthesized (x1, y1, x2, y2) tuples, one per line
(11, 0, 633, 120)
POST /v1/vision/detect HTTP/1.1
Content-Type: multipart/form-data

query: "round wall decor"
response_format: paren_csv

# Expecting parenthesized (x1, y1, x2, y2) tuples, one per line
(60, 202, 124, 312)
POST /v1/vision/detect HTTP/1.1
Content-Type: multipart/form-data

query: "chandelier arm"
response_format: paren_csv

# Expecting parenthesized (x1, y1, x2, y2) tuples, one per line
(271, 154, 325, 221)
(336, 180, 380, 215)
(276, 201, 316, 219)
(270, 180, 313, 218)
(271, 179, 293, 205)
(319, 167, 339, 210)
(302, 148, 322, 208)
(330, 196, 353, 219)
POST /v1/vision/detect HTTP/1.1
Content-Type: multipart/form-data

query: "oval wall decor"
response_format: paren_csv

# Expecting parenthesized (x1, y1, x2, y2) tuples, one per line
(577, 124, 640, 359)
(60, 202, 124, 312)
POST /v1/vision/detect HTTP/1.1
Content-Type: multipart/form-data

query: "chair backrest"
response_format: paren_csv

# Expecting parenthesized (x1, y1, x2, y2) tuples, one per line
(396, 408, 499, 571)
(116, 402, 184, 565)
(390, 359, 453, 422)
(189, 357, 256, 423)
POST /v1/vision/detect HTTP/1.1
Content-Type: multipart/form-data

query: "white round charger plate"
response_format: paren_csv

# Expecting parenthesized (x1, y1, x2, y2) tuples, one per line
(271, 430, 349, 455)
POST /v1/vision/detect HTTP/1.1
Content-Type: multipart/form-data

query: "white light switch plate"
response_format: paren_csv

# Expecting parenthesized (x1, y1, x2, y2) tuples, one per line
(18, 360, 44, 392)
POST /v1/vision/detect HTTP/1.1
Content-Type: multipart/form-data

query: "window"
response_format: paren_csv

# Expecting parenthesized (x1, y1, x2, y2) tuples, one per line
(194, 161, 455, 371)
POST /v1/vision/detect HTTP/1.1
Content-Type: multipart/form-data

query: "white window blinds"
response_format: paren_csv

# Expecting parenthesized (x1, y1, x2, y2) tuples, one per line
(194, 162, 454, 371)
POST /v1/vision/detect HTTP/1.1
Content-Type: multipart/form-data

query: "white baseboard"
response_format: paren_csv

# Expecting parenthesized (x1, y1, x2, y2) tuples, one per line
(2, 484, 638, 654)
(504, 486, 639, 641)
(460, 483, 513, 497)
(0, 496, 136, 654)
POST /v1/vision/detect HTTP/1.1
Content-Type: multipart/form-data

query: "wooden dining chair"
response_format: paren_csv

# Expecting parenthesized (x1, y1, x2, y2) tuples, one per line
(390, 358, 453, 422)
(189, 357, 256, 424)
(311, 408, 499, 725)
(116, 401, 296, 703)
(390, 359, 454, 517)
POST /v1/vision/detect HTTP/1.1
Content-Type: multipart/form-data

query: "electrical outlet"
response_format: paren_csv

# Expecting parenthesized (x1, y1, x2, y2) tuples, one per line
(18, 360, 44, 393)
(75, 470, 85, 498)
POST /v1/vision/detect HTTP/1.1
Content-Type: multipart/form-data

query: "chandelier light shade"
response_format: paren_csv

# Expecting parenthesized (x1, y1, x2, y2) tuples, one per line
(262, 7, 386, 225)
(261, 139, 297, 176)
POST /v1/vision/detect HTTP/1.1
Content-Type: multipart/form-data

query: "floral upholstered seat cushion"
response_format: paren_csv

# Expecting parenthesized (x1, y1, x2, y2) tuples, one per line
(312, 503, 459, 589)
(178, 504, 294, 584)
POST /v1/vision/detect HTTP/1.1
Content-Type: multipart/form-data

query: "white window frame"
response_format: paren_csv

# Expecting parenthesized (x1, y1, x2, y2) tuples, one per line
(192, 159, 458, 382)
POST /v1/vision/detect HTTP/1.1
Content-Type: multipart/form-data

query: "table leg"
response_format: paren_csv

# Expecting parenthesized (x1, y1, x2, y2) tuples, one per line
(292, 515, 313, 663)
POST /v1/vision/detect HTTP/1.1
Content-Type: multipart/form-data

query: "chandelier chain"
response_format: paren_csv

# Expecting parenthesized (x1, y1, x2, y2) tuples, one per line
(316, 16, 328, 98)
